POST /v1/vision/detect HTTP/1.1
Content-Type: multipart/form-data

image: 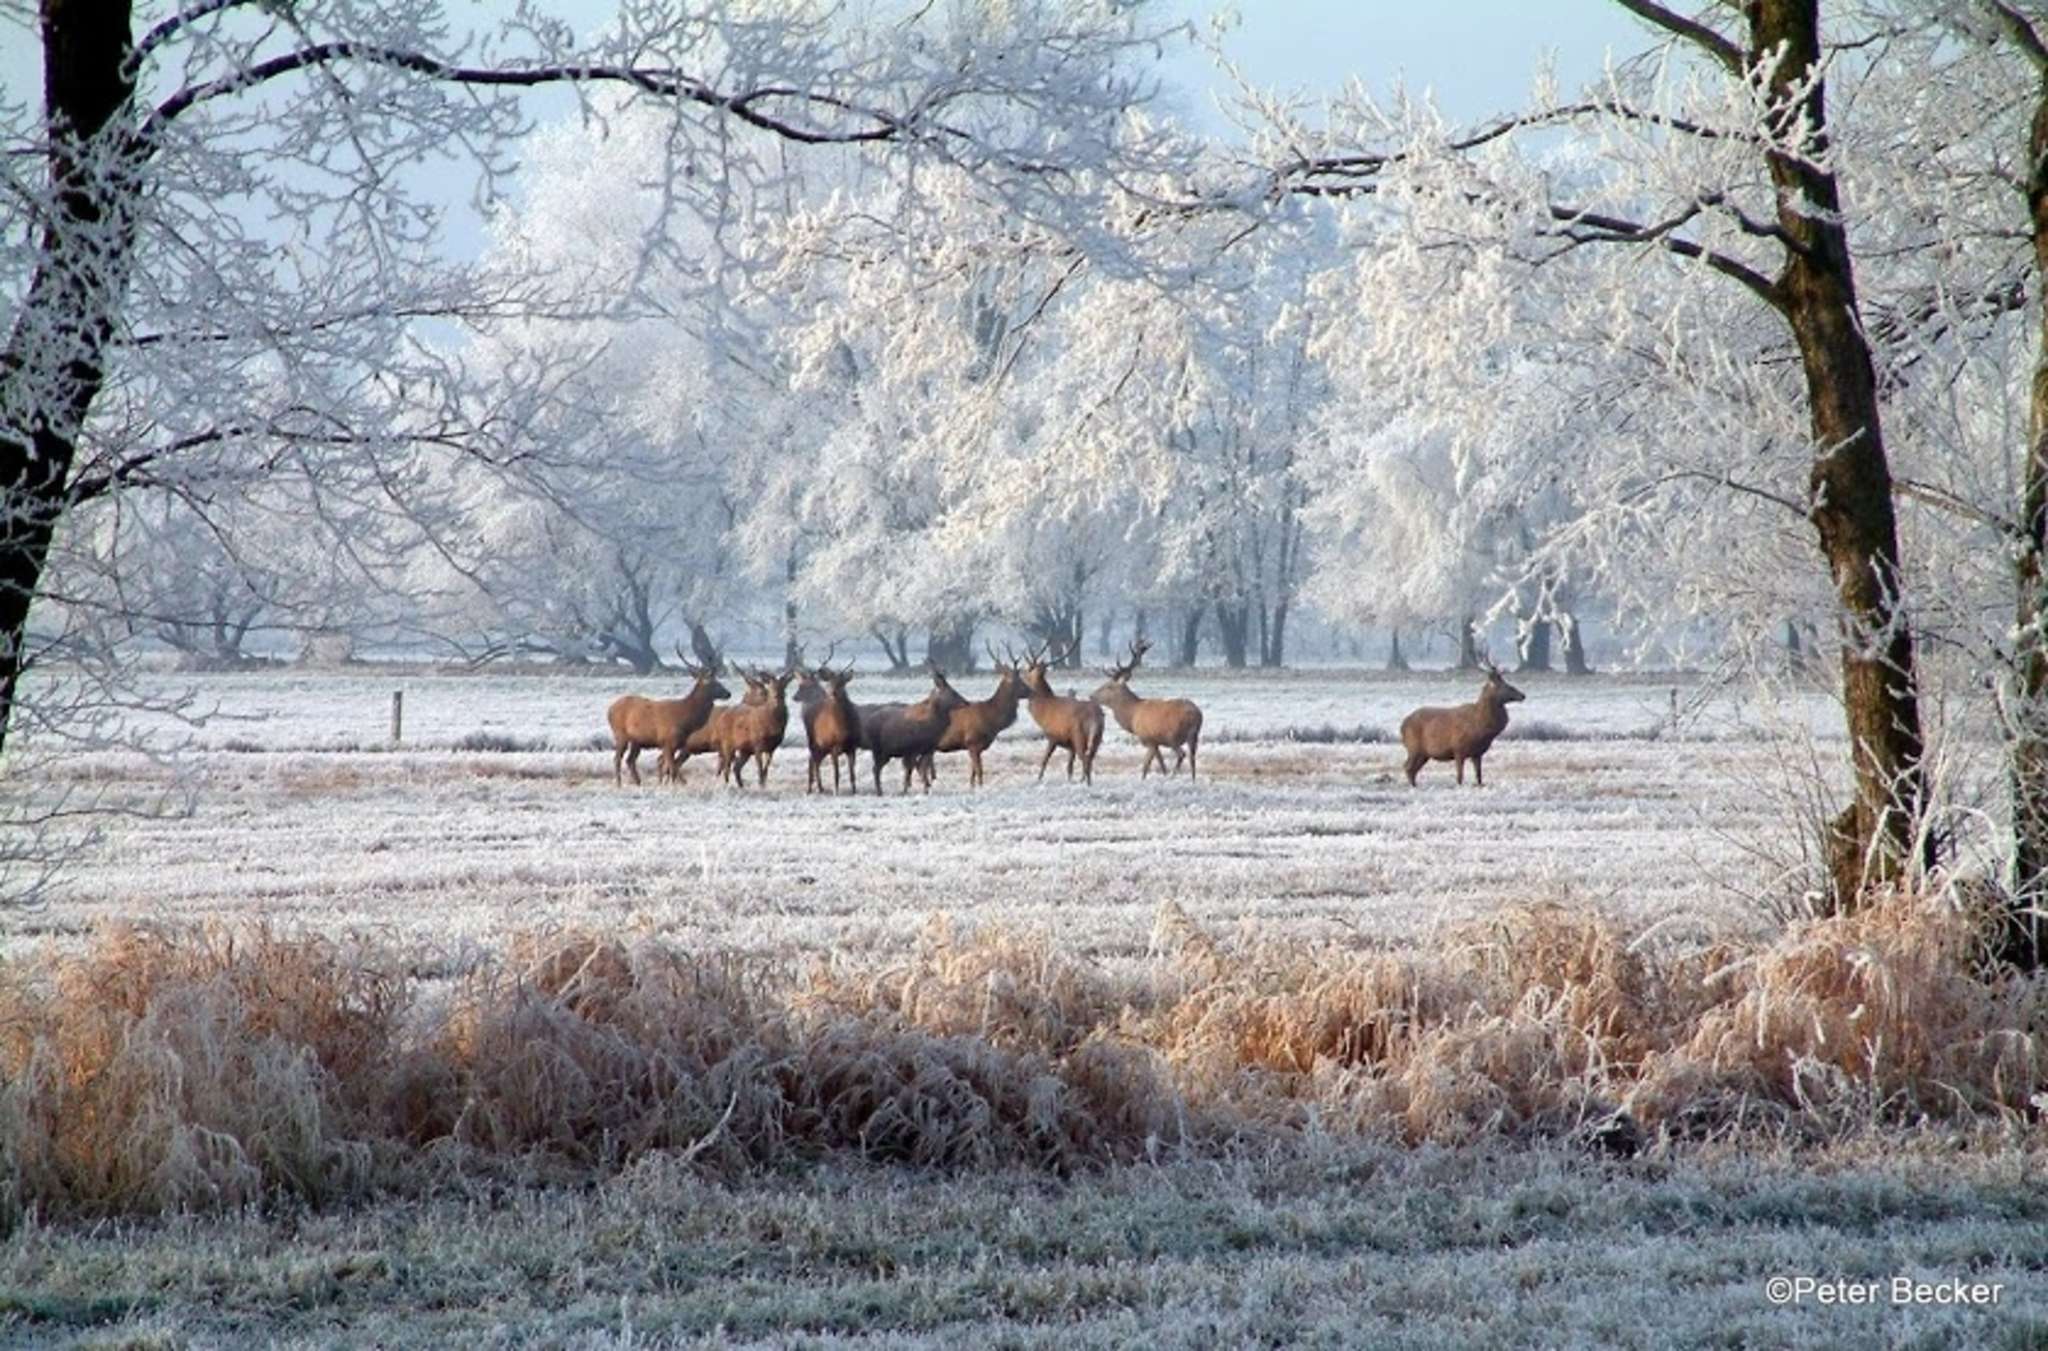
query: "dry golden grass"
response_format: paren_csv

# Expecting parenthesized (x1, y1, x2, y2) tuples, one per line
(0, 891, 2041, 1224)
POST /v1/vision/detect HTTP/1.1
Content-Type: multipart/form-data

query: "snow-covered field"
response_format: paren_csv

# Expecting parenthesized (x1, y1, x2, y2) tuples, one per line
(20, 669, 1845, 955)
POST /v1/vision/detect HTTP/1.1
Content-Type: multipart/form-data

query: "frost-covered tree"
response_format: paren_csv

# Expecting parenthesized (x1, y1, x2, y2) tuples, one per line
(1270, 1, 1947, 911)
(0, 0, 1197, 759)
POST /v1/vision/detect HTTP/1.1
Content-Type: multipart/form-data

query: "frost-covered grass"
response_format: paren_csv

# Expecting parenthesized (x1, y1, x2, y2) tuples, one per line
(5, 670, 2033, 1347)
(3, 1144, 2043, 1348)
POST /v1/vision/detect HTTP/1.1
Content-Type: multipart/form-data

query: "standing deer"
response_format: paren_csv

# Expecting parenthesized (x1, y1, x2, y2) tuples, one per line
(606, 650, 731, 787)
(795, 658, 863, 794)
(931, 644, 1028, 787)
(717, 665, 796, 788)
(1090, 638, 1203, 781)
(1400, 663, 1525, 786)
(860, 663, 968, 795)
(1020, 641, 1103, 784)
(669, 665, 762, 784)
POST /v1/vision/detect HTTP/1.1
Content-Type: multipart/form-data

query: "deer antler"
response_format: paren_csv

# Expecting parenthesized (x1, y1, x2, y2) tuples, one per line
(1104, 637, 1146, 682)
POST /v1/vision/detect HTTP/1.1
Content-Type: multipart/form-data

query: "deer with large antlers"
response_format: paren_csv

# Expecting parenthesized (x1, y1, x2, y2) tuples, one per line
(1020, 640, 1104, 785)
(605, 648, 732, 787)
(930, 644, 1029, 788)
(1400, 663, 1525, 787)
(716, 665, 796, 789)
(860, 663, 968, 795)
(1090, 638, 1203, 782)
(668, 664, 765, 784)
(794, 651, 863, 794)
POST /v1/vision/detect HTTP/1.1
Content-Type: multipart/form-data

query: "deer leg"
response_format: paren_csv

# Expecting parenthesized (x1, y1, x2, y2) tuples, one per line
(1188, 737, 1198, 783)
(1472, 755, 1484, 787)
(1454, 757, 1466, 785)
(1404, 750, 1426, 786)
(1171, 745, 1187, 776)
(872, 752, 885, 796)
(1038, 740, 1057, 782)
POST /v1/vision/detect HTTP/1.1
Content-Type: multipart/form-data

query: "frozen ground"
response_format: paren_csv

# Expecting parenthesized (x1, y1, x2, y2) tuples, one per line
(15, 669, 1847, 956)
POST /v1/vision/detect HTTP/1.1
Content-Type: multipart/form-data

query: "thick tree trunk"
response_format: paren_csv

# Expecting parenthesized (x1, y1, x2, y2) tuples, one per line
(1561, 615, 1591, 676)
(2005, 52, 2048, 970)
(1386, 630, 1409, 672)
(1518, 618, 1553, 673)
(1454, 617, 1481, 670)
(0, 4, 138, 757)
(1751, 0, 1928, 908)
(925, 617, 976, 673)
(1175, 604, 1205, 668)
(1215, 602, 1251, 669)
(686, 621, 722, 673)
(1262, 600, 1289, 667)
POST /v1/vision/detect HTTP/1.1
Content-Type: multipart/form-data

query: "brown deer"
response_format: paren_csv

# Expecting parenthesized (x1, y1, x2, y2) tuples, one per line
(860, 664, 968, 795)
(606, 650, 732, 787)
(1400, 663, 1526, 786)
(669, 665, 762, 784)
(1090, 638, 1203, 781)
(717, 665, 796, 788)
(931, 644, 1028, 787)
(795, 658, 863, 794)
(1020, 640, 1104, 784)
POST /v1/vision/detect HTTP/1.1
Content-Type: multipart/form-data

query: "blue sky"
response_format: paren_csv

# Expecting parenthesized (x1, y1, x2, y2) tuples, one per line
(1157, 2, 1656, 130)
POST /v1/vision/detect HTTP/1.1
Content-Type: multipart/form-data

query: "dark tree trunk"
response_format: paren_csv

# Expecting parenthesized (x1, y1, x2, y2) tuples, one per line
(1386, 630, 1409, 672)
(1518, 618, 1553, 673)
(1215, 602, 1251, 669)
(783, 554, 801, 671)
(925, 617, 976, 673)
(872, 626, 911, 671)
(1096, 608, 1114, 660)
(0, 3, 139, 756)
(2005, 31, 2048, 970)
(1261, 600, 1289, 668)
(1745, 0, 1928, 908)
(1561, 615, 1591, 676)
(1455, 617, 1481, 671)
(685, 620, 721, 673)
(1175, 603, 1205, 668)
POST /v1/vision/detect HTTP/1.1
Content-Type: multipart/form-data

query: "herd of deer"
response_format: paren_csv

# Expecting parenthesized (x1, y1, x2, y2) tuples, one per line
(606, 637, 1527, 793)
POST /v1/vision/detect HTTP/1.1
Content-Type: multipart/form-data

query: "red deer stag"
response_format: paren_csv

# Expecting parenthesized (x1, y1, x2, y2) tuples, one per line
(1020, 641, 1103, 784)
(669, 664, 762, 784)
(861, 663, 968, 795)
(606, 650, 732, 787)
(931, 644, 1028, 787)
(717, 665, 796, 788)
(1400, 663, 1525, 786)
(795, 656, 863, 794)
(1090, 638, 1203, 781)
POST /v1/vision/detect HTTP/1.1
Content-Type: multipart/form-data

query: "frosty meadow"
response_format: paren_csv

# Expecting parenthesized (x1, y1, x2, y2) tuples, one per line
(6, 0, 2048, 1343)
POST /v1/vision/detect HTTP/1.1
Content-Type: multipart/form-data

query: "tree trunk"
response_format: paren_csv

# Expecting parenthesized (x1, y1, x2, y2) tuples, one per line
(1175, 603, 1205, 668)
(925, 617, 976, 673)
(1262, 600, 1290, 667)
(2005, 43, 2048, 970)
(1455, 617, 1481, 670)
(872, 626, 911, 671)
(0, 4, 139, 756)
(685, 621, 722, 672)
(1748, 0, 1928, 908)
(1215, 602, 1251, 669)
(1518, 618, 1553, 673)
(1386, 630, 1409, 672)
(1561, 615, 1591, 676)
(783, 554, 801, 671)
(1096, 608, 1114, 660)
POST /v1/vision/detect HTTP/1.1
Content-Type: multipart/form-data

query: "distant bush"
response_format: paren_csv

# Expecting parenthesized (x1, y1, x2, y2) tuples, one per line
(219, 737, 266, 754)
(1, 895, 2036, 1226)
(451, 730, 542, 753)
(1500, 720, 1574, 742)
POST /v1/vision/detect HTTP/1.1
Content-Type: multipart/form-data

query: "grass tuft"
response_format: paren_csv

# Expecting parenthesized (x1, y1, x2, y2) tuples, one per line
(0, 893, 2039, 1224)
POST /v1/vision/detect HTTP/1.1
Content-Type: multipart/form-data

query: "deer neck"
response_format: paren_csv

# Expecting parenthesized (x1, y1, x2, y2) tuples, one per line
(1100, 684, 1140, 731)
